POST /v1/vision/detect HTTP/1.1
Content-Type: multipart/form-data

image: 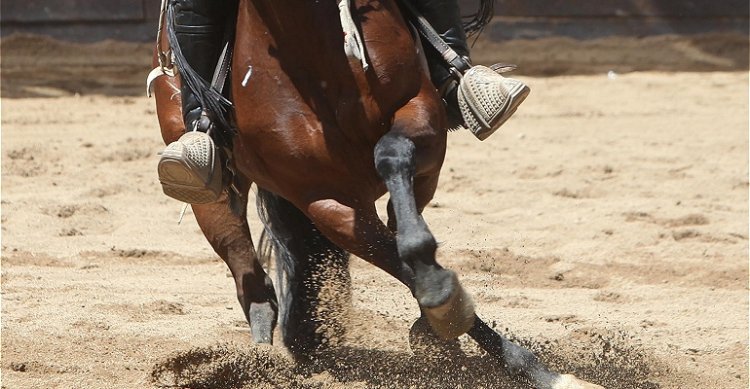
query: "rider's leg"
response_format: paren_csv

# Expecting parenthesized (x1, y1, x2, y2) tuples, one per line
(171, 0, 232, 129)
(158, 0, 232, 204)
(415, 0, 530, 140)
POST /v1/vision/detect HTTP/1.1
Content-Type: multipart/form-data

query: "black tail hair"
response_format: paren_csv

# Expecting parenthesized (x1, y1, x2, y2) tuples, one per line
(255, 188, 351, 357)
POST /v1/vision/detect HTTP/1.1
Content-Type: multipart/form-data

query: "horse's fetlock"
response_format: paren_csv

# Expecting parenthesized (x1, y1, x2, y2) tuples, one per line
(398, 229, 437, 264)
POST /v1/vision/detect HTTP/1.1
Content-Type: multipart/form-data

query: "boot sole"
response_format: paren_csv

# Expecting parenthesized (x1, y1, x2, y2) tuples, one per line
(158, 137, 222, 204)
(475, 82, 530, 141)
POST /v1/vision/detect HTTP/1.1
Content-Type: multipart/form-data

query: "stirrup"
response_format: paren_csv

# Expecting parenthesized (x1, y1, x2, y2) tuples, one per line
(158, 131, 222, 204)
(457, 65, 530, 141)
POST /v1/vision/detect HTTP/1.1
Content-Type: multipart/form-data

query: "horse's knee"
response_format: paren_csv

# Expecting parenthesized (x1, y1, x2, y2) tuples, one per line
(374, 133, 416, 179)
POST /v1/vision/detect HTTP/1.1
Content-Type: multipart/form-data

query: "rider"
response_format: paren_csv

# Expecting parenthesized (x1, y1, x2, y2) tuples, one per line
(157, 0, 530, 204)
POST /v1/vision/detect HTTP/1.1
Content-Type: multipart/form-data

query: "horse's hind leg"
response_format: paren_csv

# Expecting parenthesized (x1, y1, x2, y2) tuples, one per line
(469, 319, 605, 389)
(256, 188, 351, 356)
(374, 123, 474, 340)
(191, 177, 278, 344)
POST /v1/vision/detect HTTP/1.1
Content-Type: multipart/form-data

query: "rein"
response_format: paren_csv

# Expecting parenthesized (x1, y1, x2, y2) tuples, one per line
(398, 0, 471, 74)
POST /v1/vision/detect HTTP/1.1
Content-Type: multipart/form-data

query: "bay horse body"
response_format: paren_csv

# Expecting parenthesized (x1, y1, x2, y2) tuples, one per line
(152, 1, 602, 388)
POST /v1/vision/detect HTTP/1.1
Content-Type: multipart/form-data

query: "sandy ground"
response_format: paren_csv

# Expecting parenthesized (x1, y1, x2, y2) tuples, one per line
(1, 35, 748, 388)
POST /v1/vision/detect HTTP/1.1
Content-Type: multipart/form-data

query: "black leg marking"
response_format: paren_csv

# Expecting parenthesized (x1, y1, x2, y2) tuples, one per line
(374, 132, 474, 339)
(468, 317, 562, 388)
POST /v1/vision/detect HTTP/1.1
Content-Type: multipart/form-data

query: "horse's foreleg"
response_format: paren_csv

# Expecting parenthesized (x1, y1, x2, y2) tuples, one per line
(191, 179, 277, 344)
(374, 105, 601, 388)
(302, 194, 600, 387)
(374, 131, 474, 340)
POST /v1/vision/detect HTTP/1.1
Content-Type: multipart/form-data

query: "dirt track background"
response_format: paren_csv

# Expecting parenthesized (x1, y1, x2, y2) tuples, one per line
(1, 33, 748, 388)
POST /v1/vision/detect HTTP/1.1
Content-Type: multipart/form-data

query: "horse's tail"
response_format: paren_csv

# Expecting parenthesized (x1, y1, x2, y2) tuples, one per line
(255, 188, 351, 357)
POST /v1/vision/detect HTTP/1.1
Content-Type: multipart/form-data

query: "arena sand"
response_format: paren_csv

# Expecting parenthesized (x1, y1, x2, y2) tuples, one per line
(1, 34, 748, 388)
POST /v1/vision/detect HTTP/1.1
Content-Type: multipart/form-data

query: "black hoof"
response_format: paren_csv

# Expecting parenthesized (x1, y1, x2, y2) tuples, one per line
(249, 301, 277, 344)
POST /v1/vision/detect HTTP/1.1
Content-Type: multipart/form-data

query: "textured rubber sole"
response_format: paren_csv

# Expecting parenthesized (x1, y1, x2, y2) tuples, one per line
(480, 81, 530, 139)
(158, 132, 222, 204)
(457, 65, 531, 141)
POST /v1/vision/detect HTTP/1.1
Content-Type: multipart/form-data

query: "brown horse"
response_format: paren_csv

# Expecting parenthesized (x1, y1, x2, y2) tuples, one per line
(151, 1, 602, 388)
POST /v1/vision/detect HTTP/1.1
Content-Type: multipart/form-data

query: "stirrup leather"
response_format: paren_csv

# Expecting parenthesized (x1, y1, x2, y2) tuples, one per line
(158, 131, 222, 204)
(457, 65, 530, 141)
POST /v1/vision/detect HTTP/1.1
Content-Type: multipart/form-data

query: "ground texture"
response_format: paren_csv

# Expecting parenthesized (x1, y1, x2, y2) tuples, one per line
(1, 34, 748, 388)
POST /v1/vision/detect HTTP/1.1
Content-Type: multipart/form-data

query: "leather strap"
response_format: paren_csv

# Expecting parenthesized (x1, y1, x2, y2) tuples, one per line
(399, 0, 471, 75)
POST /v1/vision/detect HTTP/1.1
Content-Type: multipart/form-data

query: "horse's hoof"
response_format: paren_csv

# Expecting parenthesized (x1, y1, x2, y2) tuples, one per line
(249, 301, 277, 344)
(420, 272, 475, 339)
(552, 374, 605, 389)
(409, 316, 463, 359)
